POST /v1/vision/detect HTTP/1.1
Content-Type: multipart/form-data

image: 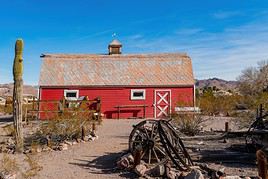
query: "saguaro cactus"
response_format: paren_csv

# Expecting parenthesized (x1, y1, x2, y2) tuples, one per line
(13, 39, 24, 152)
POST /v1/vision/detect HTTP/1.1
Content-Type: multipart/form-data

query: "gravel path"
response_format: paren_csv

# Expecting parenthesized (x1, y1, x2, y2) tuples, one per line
(33, 119, 142, 179)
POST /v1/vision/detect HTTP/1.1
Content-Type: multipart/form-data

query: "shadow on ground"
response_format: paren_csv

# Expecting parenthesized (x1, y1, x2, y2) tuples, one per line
(69, 150, 136, 178)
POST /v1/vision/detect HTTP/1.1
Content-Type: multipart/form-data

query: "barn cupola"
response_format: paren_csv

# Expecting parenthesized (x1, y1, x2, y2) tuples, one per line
(108, 39, 122, 55)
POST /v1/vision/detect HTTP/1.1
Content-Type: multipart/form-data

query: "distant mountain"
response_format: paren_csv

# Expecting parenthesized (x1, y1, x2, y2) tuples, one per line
(195, 78, 238, 91)
(0, 78, 237, 97)
(0, 83, 38, 97)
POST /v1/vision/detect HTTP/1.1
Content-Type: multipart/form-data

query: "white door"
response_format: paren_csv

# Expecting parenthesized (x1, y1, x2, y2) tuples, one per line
(154, 90, 171, 118)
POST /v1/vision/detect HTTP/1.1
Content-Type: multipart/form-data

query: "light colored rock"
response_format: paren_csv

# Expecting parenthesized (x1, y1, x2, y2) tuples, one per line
(64, 140, 73, 146)
(36, 146, 42, 153)
(42, 146, 53, 152)
(184, 169, 204, 179)
(72, 141, 78, 145)
(0, 172, 16, 179)
(116, 153, 134, 169)
(76, 139, 82, 143)
(145, 164, 165, 177)
(167, 170, 177, 179)
(116, 157, 130, 169)
(224, 176, 242, 179)
(134, 164, 148, 177)
(7, 138, 15, 145)
(122, 153, 134, 164)
(59, 143, 68, 151)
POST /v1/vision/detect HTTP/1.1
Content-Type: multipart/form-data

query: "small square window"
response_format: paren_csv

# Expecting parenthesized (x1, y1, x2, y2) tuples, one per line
(131, 89, 146, 100)
(64, 90, 79, 100)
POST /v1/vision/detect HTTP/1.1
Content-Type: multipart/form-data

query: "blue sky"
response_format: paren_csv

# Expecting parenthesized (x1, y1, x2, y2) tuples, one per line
(1, 0, 268, 85)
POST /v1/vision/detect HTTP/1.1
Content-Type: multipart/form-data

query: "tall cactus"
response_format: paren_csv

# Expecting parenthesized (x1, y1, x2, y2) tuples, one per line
(13, 39, 24, 152)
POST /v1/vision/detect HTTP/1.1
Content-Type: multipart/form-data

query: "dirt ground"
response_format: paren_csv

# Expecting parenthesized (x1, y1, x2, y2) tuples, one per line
(32, 119, 143, 179)
(0, 117, 259, 178)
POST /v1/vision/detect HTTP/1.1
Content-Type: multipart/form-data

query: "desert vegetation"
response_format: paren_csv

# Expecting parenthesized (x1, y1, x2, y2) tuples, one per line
(173, 60, 268, 136)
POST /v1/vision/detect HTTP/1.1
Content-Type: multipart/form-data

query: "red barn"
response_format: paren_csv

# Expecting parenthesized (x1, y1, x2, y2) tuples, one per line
(38, 40, 195, 119)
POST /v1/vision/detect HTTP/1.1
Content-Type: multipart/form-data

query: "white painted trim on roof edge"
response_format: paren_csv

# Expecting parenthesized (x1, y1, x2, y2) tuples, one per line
(39, 84, 195, 89)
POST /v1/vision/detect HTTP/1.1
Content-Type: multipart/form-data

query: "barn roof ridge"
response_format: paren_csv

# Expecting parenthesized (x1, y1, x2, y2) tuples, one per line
(40, 52, 189, 59)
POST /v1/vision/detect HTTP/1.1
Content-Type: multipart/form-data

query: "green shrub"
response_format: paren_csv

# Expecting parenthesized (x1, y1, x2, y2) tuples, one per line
(172, 114, 205, 136)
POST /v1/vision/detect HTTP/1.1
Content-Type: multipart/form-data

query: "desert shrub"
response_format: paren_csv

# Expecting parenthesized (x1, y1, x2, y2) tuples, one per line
(3, 124, 15, 136)
(172, 113, 205, 136)
(232, 110, 256, 130)
(22, 155, 42, 178)
(0, 105, 4, 113)
(3, 104, 12, 114)
(38, 108, 98, 143)
(197, 92, 242, 116)
(0, 154, 19, 174)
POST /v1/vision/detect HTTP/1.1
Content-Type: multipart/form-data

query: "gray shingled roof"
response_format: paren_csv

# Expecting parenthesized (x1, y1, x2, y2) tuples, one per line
(39, 53, 194, 87)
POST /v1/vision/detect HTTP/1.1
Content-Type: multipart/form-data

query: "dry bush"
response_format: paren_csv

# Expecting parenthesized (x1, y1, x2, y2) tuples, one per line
(38, 109, 97, 143)
(197, 93, 242, 116)
(172, 113, 205, 136)
(232, 111, 257, 130)
(22, 155, 42, 178)
(0, 105, 4, 113)
(3, 124, 15, 136)
(3, 105, 12, 114)
(0, 154, 19, 174)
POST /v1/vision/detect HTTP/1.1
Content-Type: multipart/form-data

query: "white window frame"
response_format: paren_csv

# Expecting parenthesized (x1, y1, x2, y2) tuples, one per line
(64, 90, 79, 100)
(131, 89, 146, 100)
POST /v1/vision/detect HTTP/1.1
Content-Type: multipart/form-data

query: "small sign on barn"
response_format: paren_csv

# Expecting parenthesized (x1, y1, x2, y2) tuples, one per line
(38, 40, 195, 119)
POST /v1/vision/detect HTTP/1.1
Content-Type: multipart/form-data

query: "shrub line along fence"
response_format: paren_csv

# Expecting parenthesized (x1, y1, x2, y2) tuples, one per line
(24, 97, 102, 121)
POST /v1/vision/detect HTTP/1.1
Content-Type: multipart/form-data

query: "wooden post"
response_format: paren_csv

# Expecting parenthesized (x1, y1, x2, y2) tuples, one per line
(81, 126, 86, 140)
(256, 149, 267, 179)
(260, 104, 263, 118)
(133, 145, 143, 167)
(225, 122, 229, 132)
(96, 97, 101, 121)
(13, 39, 24, 153)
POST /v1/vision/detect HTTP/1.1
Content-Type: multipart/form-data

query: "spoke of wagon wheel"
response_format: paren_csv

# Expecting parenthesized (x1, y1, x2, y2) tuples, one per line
(155, 145, 166, 155)
(133, 140, 144, 144)
(141, 147, 148, 159)
(153, 148, 160, 162)
(142, 126, 150, 138)
(148, 148, 152, 164)
(151, 123, 155, 138)
(136, 130, 147, 139)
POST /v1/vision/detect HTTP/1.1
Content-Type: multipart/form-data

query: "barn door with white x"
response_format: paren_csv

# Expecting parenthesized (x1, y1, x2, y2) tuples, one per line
(154, 90, 171, 118)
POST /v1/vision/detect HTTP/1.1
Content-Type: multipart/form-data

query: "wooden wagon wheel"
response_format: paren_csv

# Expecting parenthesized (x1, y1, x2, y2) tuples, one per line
(246, 114, 268, 150)
(129, 120, 169, 165)
(158, 120, 193, 171)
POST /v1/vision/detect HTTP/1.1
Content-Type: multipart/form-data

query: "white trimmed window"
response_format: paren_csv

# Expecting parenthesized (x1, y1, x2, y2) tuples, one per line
(64, 90, 79, 100)
(131, 89, 146, 100)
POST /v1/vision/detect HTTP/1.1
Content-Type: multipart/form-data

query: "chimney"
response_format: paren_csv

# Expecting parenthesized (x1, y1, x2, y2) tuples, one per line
(108, 39, 122, 55)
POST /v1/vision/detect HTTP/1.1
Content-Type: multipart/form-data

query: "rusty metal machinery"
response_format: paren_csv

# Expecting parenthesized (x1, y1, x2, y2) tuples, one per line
(129, 119, 193, 170)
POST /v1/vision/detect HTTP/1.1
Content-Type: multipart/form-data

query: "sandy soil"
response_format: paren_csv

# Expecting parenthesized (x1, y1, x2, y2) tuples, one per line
(0, 117, 259, 178)
(32, 119, 143, 179)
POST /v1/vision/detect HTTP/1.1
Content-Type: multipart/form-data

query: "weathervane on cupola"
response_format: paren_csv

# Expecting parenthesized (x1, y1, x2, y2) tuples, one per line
(108, 33, 122, 55)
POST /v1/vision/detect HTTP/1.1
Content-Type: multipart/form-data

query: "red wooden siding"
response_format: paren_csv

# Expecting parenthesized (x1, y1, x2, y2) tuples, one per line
(40, 86, 194, 119)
